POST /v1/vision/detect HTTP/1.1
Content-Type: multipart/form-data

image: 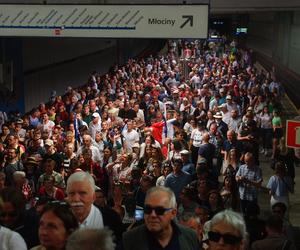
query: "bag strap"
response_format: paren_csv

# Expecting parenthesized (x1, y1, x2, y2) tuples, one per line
(282, 239, 291, 250)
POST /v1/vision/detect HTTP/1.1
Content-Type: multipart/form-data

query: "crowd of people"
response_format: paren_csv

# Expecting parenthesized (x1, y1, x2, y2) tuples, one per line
(0, 38, 298, 249)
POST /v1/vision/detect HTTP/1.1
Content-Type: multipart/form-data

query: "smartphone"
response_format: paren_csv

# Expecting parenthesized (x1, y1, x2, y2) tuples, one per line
(135, 209, 144, 221)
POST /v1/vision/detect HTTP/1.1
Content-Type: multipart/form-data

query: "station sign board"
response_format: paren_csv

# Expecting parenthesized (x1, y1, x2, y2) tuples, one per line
(0, 4, 208, 38)
(286, 119, 300, 148)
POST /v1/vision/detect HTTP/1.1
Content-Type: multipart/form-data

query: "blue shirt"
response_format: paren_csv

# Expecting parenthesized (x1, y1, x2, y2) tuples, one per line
(182, 162, 196, 176)
(236, 164, 262, 201)
(165, 171, 191, 201)
(267, 175, 294, 197)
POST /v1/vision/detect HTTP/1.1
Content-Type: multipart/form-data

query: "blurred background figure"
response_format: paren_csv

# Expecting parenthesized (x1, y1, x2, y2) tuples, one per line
(66, 228, 115, 250)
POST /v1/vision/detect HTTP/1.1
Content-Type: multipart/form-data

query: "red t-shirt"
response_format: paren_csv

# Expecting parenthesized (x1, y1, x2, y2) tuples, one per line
(38, 186, 65, 200)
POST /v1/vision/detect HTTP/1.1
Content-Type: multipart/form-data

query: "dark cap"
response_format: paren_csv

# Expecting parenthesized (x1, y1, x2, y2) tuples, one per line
(172, 120, 181, 127)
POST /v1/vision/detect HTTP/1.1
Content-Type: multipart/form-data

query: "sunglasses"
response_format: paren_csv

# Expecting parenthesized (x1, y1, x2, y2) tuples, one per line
(0, 211, 18, 218)
(208, 231, 242, 245)
(144, 205, 173, 216)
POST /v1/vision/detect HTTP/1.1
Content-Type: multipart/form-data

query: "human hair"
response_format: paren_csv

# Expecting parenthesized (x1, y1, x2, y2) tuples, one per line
(41, 202, 79, 235)
(272, 202, 287, 214)
(44, 158, 56, 169)
(7, 146, 17, 154)
(65, 143, 75, 151)
(0, 187, 26, 227)
(0, 187, 25, 213)
(244, 152, 253, 160)
(44, 175, 55, 183)
(82, 148, 92, 156)
(82, 134, 92, 141)
(1, 123, 9, 130)
(66, 228, 115, 250)
(227, 129, 236, 138)
(172, 140, 182, 151)
(245, 202, 260, 218)
(69, 158, 80, 171)
(265, 215, 283, 233)
(209, 210, 247, 240)
(172, 158, 183, 167)
(146, 186, 177, 209)
(67, 171, 95, 193)
(181, 186, 197, 201)
(0, 172, 5, 180)
(95, 187, 105, 196)
(178, 212, 199, 224)
(274, 161, 287, 175)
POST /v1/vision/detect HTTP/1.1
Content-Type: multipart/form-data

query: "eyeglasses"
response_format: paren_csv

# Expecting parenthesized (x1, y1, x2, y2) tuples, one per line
(208, 231, 242, 245)
(46, 200, 70, 209)
(48, 200, 69, 205)
(144, 205, 173, 216)
(0, 211, 18, 218)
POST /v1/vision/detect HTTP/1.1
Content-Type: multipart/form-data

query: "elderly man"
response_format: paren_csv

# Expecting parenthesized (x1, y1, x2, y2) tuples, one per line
(77, 134, 102, 163)
(236, 152, 262, 215)
(89, 112, 102, 140)
(66, 171, 104, 229)
(122, 186, 200, 250)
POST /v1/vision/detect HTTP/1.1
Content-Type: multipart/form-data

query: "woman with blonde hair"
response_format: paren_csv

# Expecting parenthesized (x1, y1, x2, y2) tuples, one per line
(221, 148, 240, 176)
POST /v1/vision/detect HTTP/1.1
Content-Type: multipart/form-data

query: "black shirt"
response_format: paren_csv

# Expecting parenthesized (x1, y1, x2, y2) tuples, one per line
(147, 222, 180, 250)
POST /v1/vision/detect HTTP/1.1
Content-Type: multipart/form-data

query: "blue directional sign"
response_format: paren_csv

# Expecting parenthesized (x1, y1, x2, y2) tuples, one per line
(0, 4, 208, 38)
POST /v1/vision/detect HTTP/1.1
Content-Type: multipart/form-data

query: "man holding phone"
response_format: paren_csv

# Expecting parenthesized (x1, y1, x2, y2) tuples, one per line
(122, 186, 200, 250)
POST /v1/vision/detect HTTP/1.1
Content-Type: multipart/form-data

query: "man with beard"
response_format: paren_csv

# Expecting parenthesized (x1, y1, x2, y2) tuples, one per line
(3, 147, 24, 186)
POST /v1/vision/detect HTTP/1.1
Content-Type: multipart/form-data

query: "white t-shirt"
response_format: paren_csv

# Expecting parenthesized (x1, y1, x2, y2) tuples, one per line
(42, 120, 55, 134)
(0, 226, 27, 250)
(191, 129, 205, 147)
(122, 129, 139, 153)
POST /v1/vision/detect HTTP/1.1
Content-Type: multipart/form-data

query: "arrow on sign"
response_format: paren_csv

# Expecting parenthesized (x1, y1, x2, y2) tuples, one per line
(180, 15, 193, 28)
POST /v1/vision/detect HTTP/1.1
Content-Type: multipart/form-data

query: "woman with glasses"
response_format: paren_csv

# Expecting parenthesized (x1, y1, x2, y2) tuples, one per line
(207, 209, 247, 250)
(31, 202, 78, 250)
